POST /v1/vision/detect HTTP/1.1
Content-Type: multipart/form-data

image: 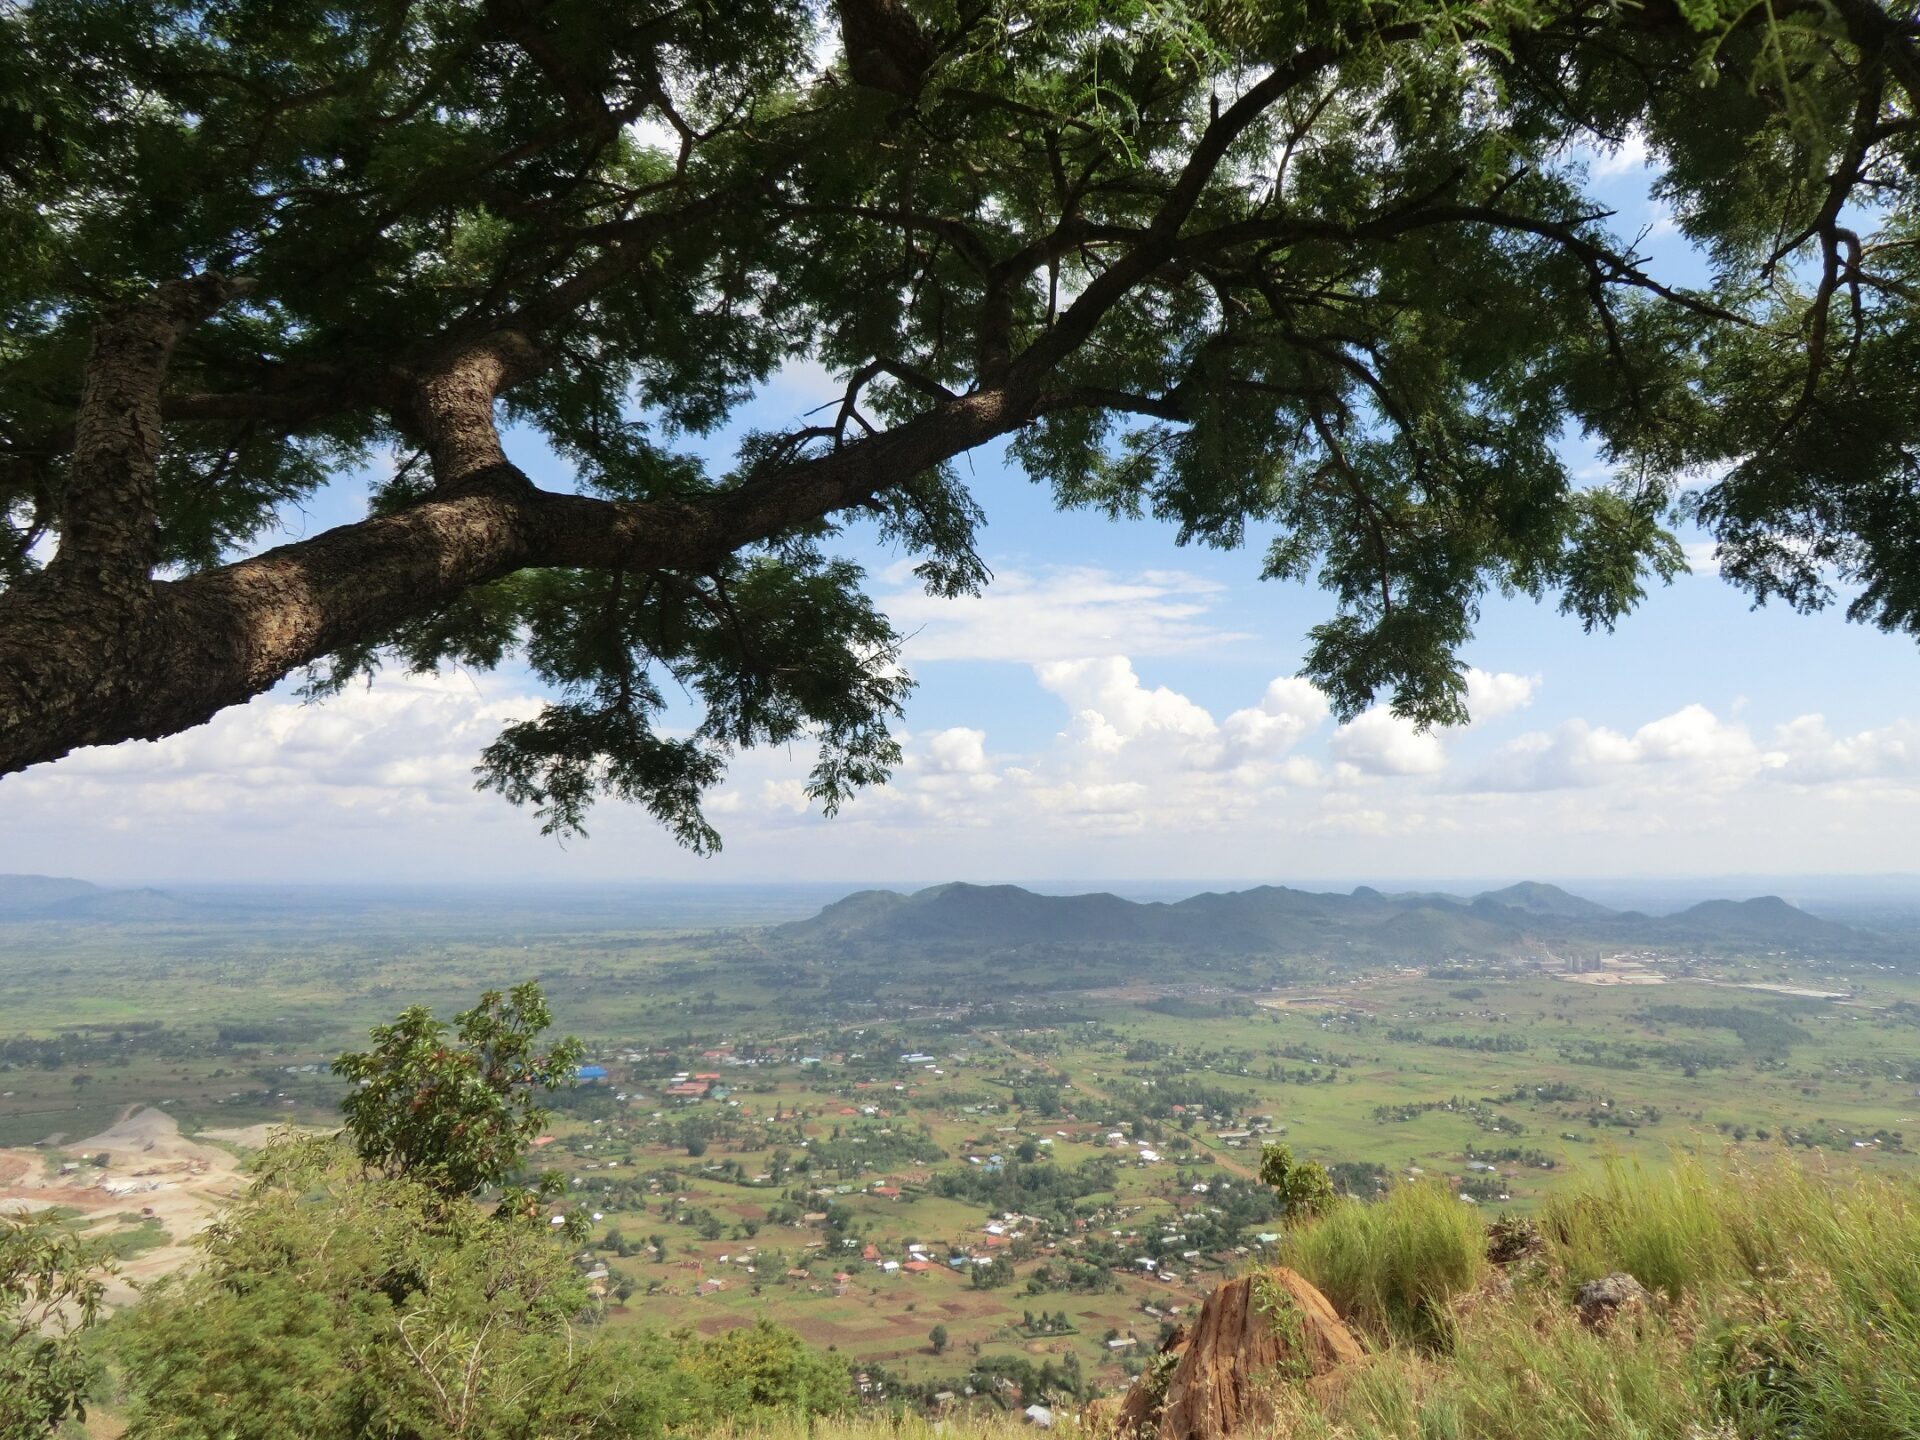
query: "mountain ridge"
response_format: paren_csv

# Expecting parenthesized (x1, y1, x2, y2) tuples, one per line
(775, 879, 1868, 963)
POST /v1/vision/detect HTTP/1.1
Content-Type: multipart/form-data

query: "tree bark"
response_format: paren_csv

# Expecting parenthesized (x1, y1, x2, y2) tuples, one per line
(0, 276, 258, 774)
(52, 275, 254, 591)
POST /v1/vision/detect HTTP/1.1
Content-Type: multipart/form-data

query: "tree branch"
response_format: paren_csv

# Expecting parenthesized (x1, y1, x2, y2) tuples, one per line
(0, 376, 1030, 773)
(51, 275, 254, 589)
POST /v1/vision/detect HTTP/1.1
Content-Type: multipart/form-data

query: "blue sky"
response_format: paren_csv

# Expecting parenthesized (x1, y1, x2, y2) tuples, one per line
(5, 141, 1920, 888)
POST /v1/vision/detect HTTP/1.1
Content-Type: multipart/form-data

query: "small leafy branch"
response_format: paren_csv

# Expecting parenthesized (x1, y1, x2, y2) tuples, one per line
(1250, 1274, 1315, 1384)
(1259, 1143, 1339, 1220)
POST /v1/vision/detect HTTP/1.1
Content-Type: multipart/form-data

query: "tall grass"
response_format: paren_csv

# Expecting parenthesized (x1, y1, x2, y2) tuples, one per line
(1270, 1150, 1920, 1440)
(1277, 1179, 1486, 1346)
(1270, 1299, 1711, 1440)
(1537, 1156, 1747, 1296)
(1539, 1151, 1920, 1314)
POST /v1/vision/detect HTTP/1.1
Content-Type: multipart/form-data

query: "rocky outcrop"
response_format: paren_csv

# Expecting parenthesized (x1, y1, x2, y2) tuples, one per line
(1112, 1268, 1362, 1440)
(1575, 1271, 1652, 1330)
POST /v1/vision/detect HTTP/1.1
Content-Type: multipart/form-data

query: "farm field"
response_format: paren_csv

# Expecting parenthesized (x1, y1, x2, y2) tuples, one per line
(4, 886, 1920, 1397)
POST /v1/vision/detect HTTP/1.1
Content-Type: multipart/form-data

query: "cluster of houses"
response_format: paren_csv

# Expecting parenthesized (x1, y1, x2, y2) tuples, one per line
(842, 1213, 1043, 1277)
(1102, 1131, 1163, 1163)
(663, 1071, 730, 1101)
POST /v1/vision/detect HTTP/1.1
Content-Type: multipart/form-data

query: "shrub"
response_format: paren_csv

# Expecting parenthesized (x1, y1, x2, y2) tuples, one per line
(1260, 1143, 1338, 1219)
(1, 1215, 108, 1437)
(119, 1136, 848, 1440)
(695, 1321, 852, 1417)
(332, 981, 583, 1199)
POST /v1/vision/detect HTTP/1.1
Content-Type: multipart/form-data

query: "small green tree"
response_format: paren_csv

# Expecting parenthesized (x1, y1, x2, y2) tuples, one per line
(929, 1323, 949, 1355)
(120, 1136, 850, 1440)
(970, 1255, 1015, 1290)
(331, 981, 583, 1198)
(1259, 1144, 1339, 1220)
(1, 1216, 108, 1439)
(691, 1321, 850, 1417)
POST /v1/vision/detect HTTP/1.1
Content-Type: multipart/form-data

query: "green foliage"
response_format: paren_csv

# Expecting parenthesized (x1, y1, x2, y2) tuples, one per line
(1535, 1151, 1920, 1316)
(929, 1323, 949, 1354)
(1130, 1347, 1184, 1424)
(332, 981, 583, 1199)
(1250, 1275, 1315, 1383)
(970, 1255, 1015, 1290)
(467, 556, 912, 848)
(1277, 1178, 1487, 1346)
(119, 1136, 848, 1440)
(0, 1215, 108, 1438)
(1259, 1142, 1338, 1219)
(9, 0, 1919, 834)
(693, 1321, 852, 1417)
(932, 1156, 1118, 1224)
(1268, 1295, 1712, 1440)
(1637, 1004, 1811, 1061)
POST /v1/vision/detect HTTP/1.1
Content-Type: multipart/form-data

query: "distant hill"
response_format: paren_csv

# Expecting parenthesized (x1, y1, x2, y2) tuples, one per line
(55, 887, 201, 921)
(1651, 895, 1855, 945)
(0, 874, 197, 922)
(1472, 881, 1616, 919)
(0, 874, 102, 916)
(807, 883, 1153, 945)
(773, 879, 1872, 968)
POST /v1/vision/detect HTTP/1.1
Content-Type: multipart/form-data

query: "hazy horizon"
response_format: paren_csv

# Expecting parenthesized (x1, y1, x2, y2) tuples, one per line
(17, 869, 1920, 928)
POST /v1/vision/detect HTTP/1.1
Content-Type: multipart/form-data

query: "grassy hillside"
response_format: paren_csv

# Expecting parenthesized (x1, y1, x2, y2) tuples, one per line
(1275, 1151, 1920, 1439)
(750, 1151, 1920, 1440)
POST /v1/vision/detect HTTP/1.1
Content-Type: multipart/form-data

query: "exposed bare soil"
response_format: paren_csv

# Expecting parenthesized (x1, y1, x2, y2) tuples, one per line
(0, 1104, 252, 1306)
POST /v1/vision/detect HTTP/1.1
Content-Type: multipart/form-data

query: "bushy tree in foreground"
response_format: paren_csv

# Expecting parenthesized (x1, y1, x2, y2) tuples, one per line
(0, 1216, 108, 1439)
(120, 1136, 849, 1440)
(2, 0, 1917, 842)
(120, 985, 848, 1439)
(333, 981, 584, 1202)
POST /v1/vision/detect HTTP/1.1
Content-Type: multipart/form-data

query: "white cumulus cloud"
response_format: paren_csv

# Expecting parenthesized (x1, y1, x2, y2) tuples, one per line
(1036, 657, 1219, 747)
(1223, 678, 1329, 756)
(1329, 710, 1448, 776)
(1465, 668, 1538, 722)
(1472, 703, 1776, 793)
(922, 727, 990, 774)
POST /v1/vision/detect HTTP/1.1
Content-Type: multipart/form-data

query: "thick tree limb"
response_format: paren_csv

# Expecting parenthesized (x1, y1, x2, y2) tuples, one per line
(0, 373, 1029, 772)
(51, 275, 254, 590)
